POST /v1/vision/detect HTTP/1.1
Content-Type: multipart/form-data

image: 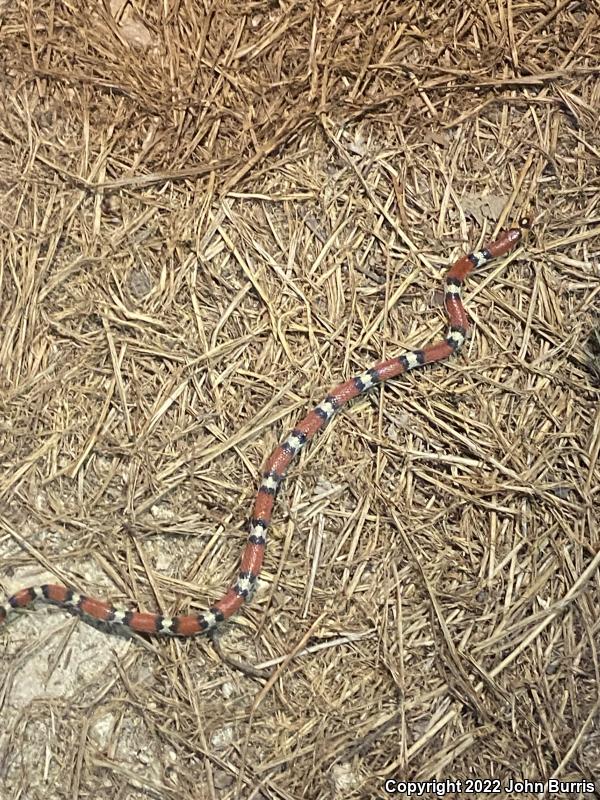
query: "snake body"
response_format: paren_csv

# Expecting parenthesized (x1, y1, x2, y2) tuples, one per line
(1, 221, 527, 637)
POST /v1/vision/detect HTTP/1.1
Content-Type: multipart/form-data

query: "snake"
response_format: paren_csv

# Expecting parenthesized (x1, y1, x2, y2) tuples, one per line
(0, 219, 528, 637)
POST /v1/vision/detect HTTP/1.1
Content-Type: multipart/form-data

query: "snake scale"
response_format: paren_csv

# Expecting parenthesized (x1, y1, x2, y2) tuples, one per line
(1, 219, 528, 637)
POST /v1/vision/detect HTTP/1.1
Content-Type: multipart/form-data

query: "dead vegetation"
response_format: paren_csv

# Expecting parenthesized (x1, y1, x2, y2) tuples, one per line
(0, 1, 599, 798)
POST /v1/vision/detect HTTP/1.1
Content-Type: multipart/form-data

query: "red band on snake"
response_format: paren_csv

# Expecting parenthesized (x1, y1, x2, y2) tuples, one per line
(0, 220, 529, 637)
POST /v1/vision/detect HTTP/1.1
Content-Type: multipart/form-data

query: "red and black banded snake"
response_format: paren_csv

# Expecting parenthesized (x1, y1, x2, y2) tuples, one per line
(0, 219, 529, 638)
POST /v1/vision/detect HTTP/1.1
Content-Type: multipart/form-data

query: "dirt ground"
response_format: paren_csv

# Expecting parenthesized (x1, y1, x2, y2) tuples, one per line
(1, 1, 599, 799)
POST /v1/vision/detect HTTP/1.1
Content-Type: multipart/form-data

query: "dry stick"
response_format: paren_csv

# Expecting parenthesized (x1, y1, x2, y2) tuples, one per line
(179, 659, 219, 800)
(0, 435, 61, 501)
(488, 548, 600, 679)
(0, 515, 73, 586)
(515, 0, 577, 48)
(210, 634, 269, 680)
(220, 116, 314, 196)
(102, 318, 133, 440)
(383, 490, 600, 767)
(235, 613, 327, 799)
(391, 509, 495, 721)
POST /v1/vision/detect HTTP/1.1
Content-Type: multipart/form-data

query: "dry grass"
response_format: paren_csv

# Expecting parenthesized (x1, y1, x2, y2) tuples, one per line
(1, 1, 599, 798)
